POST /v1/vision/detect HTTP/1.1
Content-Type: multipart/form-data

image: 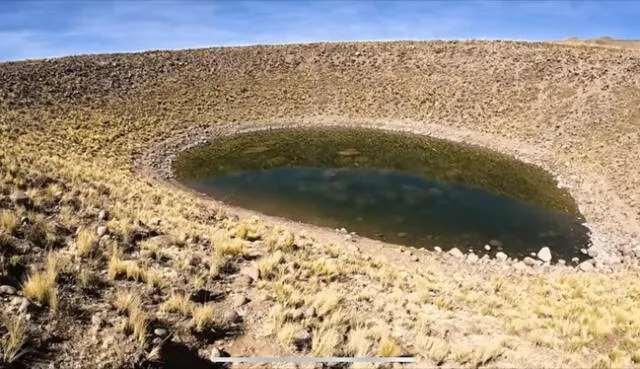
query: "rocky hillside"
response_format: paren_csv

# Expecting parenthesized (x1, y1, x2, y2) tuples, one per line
(1, 41, 640, 368)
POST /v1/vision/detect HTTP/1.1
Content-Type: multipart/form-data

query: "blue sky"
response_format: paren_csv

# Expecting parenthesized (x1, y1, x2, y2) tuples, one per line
(1, 0, 639, 61)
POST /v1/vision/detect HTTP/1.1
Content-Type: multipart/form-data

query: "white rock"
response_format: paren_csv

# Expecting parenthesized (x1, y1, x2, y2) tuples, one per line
(495, 252, 508, 262)
(448, 248, 464, 258)
(433, 246, 442, 253)
(578, 260, 594, 272)
(484, 244, 491, 251)
(153, 328, 168, 337)
(467, 253, 479, 264)
(523, 257, 541, 267)
(514, 261, 527, 271)
(537, 247, 552, 263)
(558, 259, 566, 265)
(96, 226, 108, 237)
(0, 285, 17, 295)
(98, 210, 109, 221)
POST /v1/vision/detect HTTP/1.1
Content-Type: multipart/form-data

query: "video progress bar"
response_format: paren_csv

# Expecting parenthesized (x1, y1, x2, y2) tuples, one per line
(209, 357, 417, 363)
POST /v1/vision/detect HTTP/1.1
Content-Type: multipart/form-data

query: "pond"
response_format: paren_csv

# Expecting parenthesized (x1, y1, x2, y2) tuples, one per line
(174, 127, 590, 262)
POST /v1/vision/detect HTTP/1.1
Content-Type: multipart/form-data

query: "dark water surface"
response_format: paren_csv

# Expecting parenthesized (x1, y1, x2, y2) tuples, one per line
(174, 127, 590, 261)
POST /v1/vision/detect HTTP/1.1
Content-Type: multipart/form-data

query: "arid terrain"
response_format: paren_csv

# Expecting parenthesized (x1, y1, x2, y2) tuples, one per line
(1, 40, 640, 368)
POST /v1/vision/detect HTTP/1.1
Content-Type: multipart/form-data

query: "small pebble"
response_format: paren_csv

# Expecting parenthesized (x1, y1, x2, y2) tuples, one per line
(153, 328, 169, 337)
(225, 310, 241, 324)
(96, 226, 108, 237)
(0, 285, 17, 295)
(496, 252, 508, 262)
(303, 306, 316, 319)
(18, 298, 30, 314)
(232, 295, 248, 307)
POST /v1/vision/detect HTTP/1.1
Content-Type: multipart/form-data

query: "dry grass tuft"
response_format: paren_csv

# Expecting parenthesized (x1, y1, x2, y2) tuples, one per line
(76, 227, 98, 257)
(1, 315, 28, 364)
(378, 336, 402, 357)
(257, 251, 284, 280)
(347, 327, 373, 356)
(22, 260, 58, 309)
(213, 232, 247, 257)
(311, 327, 342, 356)
(77, 268, 100, 289)
(311, 288, 343, 317)
(450, 341, 504, 367)
(277, 323, 304, 348)
(416, 336, 450, 364)
(162, 293, 193, 316)
(114, 290, 148, 348)
(191, 304, 217, 332)
(114, 290, 142, 314)
(0, 211, 19, 235)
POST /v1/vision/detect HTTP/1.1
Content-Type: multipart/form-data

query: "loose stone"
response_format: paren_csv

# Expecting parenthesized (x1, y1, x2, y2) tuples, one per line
(293, 330, 313, 351)
(579, 260, 595, 272)
(303, 306, 316, 319)
(467, 253, 479, 264)
(523, 257, 541, 267)
(495, 252, 508, 262)
(233, 295, 249, 307)
(96, 226, 108, 237)
(153, 328, 169, 337)
(240, 266, 260, 281)
(0, 285, 17, 295)
(537, 247, 552, 262)
(448, 248, 464, 258)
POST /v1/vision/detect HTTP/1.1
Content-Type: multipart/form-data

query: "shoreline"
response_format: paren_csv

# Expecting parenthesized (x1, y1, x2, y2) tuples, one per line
(136, 116, 638, 271)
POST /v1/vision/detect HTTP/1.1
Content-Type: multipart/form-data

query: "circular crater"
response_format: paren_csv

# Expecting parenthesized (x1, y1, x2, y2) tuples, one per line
(173, 127, 591, 262)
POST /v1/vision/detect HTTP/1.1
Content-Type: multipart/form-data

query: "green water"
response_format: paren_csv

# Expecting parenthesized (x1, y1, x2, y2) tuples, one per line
(174, 127, 590, 261)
